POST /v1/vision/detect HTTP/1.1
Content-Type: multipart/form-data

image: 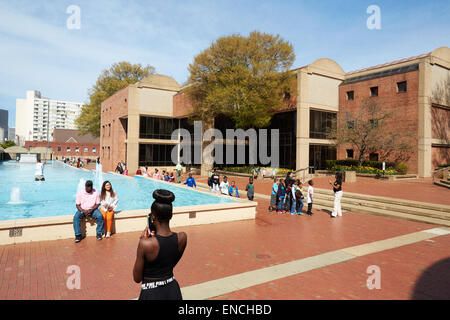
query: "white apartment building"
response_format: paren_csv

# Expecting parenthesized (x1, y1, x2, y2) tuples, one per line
(15, 91, 83, 145)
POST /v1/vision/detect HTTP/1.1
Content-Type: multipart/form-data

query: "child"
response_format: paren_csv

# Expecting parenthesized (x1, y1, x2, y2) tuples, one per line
(245, 177, 255, 201)
(184, 173, 197, 188)
(168, 172, 175, 183)
(276, 179, 286, 213)
(290, 181, 297, 215)
(210, 169, 220, 193)
(295, 180, 304, 215)
(220, 176, 230, 195)
(163, 171, 169, 181)
(269, 178, 278, 212)
(153, 168, 160, 180)
(228, 181, 240, 198)
(306, 179, 314, 216)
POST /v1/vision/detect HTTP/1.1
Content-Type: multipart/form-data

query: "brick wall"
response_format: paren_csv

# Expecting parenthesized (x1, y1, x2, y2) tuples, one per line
(100, 87, 129, 172)
(173, 91, 193, 118)
(338, 70, 419, 173)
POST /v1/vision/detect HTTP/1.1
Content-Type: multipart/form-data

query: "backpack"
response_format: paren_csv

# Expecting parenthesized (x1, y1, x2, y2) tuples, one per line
(296, 189, 304, 200)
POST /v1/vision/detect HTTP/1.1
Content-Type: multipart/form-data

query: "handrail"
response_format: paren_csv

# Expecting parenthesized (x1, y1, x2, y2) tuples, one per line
(432, 166, 449, 183)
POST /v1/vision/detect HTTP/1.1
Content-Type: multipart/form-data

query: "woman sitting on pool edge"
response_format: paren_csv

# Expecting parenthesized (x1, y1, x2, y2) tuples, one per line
(99, 181, 119, 238)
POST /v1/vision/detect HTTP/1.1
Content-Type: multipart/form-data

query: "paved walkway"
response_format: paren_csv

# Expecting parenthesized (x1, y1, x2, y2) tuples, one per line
(1, 198, 449, 300)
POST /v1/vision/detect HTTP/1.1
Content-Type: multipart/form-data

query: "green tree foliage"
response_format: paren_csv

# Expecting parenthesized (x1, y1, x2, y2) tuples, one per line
(76, 62, 155, 137)
(0, 140, 16, 149)
(186, 31, 296, 128)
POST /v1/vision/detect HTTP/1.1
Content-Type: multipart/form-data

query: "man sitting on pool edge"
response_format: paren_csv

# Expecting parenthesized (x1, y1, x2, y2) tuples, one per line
(73, 180, 104, 243)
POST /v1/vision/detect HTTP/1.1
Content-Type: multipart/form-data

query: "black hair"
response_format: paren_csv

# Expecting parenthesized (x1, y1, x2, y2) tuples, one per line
(151, 189, 175, 222)
(335, 172, 343, 183)
(85, 180, 93, 187)
(308, 179, 313, 186)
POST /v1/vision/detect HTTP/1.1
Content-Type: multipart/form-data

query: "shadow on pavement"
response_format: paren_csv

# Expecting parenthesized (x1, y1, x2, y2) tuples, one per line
(411, 257, 450, 299)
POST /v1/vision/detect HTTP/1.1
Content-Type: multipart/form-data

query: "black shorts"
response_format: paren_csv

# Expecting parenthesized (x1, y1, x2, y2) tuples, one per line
(138, 277, 182, 300)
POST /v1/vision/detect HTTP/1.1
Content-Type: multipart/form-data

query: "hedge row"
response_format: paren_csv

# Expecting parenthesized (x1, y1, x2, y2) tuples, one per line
(325, 160, 396, 170)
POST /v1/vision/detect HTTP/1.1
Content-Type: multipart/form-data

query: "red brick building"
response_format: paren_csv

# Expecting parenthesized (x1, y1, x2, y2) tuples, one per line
(25, 129, 99, 160)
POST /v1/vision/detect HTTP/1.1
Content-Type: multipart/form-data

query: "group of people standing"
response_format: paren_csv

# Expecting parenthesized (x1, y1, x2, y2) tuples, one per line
(270, 172, 313, 215)
(270, 172, 343, 219)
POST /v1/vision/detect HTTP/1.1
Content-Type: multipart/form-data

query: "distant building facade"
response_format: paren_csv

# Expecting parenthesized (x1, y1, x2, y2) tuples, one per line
(0, 109, 8, 142)
(8, 128, 15, 142)
(25, 129, 99, 160)
(16, 90, 83, 145)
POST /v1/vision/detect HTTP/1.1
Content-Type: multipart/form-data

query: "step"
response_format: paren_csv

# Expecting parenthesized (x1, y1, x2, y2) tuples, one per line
(312, 199, 450, 227)
(313, 193, 450, 221)
(435, 181, 450, 189)
(309, 188, 450, 214)
(440, 179, 450, 186)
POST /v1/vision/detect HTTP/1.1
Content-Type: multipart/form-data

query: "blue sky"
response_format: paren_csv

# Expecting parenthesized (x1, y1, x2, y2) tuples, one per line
(0, 0, 449, 127)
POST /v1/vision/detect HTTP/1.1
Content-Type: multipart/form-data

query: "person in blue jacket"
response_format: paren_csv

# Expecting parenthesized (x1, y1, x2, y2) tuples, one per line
(276, 179, 286, 213)
(228, 181, 240, 198)
(184, 173, 197, 188)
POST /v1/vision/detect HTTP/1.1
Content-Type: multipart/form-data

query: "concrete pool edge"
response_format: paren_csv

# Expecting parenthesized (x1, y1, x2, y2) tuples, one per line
(0, 201, 257, 245)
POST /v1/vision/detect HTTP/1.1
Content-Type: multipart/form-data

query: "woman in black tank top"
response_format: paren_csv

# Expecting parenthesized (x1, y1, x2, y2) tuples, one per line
(133, 189, 187, 300)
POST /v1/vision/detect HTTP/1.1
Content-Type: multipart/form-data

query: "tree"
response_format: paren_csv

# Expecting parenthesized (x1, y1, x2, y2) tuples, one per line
(186, 31, 296, 129)
(76, 62, 155, 137)
(329, 98, 415, 166)
(0, 140, 16, 149)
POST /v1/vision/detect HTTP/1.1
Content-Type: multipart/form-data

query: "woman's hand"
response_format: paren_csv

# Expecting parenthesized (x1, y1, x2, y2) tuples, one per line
(140, 226, 150, 239)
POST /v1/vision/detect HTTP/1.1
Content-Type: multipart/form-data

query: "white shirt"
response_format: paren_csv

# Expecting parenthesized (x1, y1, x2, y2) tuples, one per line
(307, 186, 314, 204)
(291, 185, 297, 200)
(220, 181, 229, 195)
(35, 163, 44, 176)
(100, 192, 119, 212)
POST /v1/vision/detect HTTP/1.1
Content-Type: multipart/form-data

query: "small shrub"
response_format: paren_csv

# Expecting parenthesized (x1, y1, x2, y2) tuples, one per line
(396, 163, 408, 175)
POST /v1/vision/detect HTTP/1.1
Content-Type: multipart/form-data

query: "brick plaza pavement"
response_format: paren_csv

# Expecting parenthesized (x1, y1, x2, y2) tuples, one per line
(0, 196, 449, 300)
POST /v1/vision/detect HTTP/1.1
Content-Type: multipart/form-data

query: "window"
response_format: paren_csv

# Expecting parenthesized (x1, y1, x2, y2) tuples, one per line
(57, 146, 61, 152)
(75, 147, 79, 153)
(346, 149, 354, 159)
(370, 86, 378, 97)
(93, 147, 96, 153)
(369, 153, 379, 161)
(139, 144, 176, 166)
(370, 119, 378, 128)
(84, 147, 88, 153)
(347, 121, 355, 129)
(309, 110, 337, 139)
(67, 147, 71, 152)
(139, 116, 179, 140)
(346, 91, 354, 100)
(397, 81, 407, 93)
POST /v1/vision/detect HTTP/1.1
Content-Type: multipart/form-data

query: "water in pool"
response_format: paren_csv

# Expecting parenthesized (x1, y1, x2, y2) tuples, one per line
(0, 161, 234, 221)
